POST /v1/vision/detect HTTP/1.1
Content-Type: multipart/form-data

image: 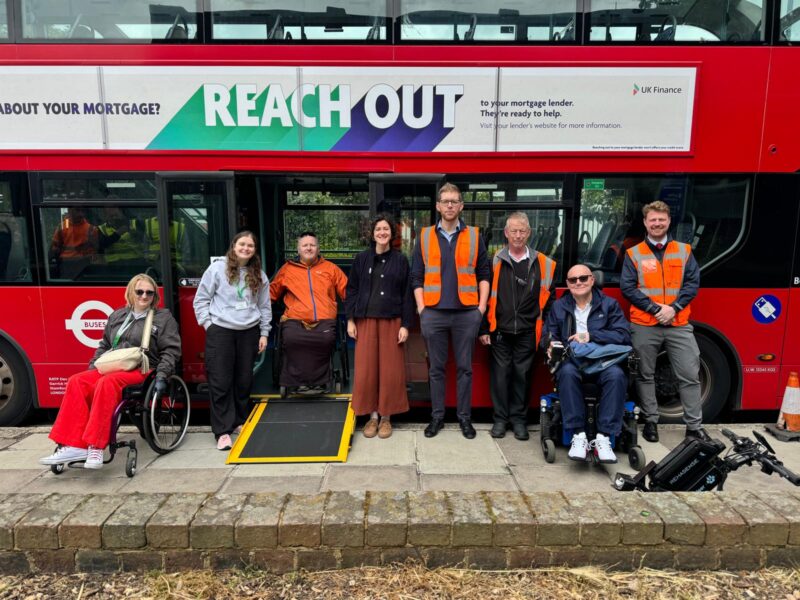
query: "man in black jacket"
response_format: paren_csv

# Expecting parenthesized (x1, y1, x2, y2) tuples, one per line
(479, 212, 556, 440)
(544, 264, 631, 464)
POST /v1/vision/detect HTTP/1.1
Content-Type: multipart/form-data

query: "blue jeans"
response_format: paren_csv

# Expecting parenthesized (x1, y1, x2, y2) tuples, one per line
(556, 359, 627, 435)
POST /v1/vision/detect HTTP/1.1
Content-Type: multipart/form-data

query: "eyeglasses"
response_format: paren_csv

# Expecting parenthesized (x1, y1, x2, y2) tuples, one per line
(566, 275, 591, 285)
(507, 229, 530, 235)
(134, 289, 155, 297)
(437, 200, 462, 206)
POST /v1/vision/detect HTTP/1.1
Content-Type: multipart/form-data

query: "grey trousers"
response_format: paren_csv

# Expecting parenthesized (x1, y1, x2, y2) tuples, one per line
(420, 308, 483, 421)
(631, 323, 702, 428)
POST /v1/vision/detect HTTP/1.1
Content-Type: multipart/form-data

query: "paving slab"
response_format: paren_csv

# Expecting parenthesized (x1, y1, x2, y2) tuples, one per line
(0, 494, 48, 549)
(15, 493, 85, 549)
(229, 463, 327, 477)
(494, 437, 548, 467)
(0, 449, 49, 470)
(526, 492, 577, 546)
(323, 465, 419, 491)
(486, 492, 536, 546)
(510, 465, 612, 493)
(417, 431, 508, 475)
(167, 432, 217, 451)
(59, 495, 126, 548)
(322, 491, 366, 547)
(6, 433, 54, 451)
(366, 491, 407, 547)
(0, 469, 43, 490)
(103, 493, 167, 549)
(408, 491, 450, 546)
(447, 492, 493, 547)
(221, 476, 322, 494)
(117, 469, 226, 494)
(346, 431, 416, 466)
(640, 492, 705, 545)
(148, 447, 232, 469)
(566, 493, 621, 546)
(279, 494, 326, 547)
(190, 494, 247, 549)
(420, 474, 518, 492)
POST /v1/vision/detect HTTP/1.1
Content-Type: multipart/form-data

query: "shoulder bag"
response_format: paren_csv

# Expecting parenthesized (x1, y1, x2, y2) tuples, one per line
(94, 309, 155, 375)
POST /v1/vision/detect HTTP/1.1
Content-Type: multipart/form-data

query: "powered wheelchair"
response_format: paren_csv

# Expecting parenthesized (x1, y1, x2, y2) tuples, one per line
(271, 315, 350, 398)
(539, 342, 645, 469)
(49, 371, 191, 477)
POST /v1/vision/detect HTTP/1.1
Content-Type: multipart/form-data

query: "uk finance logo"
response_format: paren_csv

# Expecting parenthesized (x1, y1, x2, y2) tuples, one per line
(633, 83, 683, 95)
(65, 301, 113, 348)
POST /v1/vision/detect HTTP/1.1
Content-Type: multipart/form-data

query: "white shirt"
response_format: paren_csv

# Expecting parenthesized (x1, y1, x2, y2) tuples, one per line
(508, 246, 530, 263)
(574, 303, 592, 335)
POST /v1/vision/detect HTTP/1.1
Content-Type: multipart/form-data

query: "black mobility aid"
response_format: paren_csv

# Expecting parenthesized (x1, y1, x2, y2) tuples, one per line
(49, 371, 191, 477)
(271, 316, 350, 398)
(539, 347, 645, 469)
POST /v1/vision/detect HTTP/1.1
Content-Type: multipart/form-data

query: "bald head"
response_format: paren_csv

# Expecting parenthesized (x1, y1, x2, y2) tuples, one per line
(566, 264, 594, 302)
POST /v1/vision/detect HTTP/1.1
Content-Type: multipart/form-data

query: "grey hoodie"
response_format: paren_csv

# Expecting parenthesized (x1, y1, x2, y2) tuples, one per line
(193, 259, 272, 336)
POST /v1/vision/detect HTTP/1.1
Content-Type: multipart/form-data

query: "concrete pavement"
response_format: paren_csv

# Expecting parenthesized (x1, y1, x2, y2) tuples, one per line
(1, 423, 798, 495)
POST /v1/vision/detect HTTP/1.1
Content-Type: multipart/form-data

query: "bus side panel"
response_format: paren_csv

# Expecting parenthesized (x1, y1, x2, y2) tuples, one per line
(761, 48, 800, 172)
(689, 288, 785, 411)
(779, 288, 800, 397)
(178, 286, 206, 384)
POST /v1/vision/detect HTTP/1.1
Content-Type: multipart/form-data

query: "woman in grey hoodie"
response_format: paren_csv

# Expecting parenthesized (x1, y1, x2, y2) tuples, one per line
(193, 231, 272, 450)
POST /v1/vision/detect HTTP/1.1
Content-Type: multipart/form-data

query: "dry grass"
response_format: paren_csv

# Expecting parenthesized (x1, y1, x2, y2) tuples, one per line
(1, 563, 799, 600)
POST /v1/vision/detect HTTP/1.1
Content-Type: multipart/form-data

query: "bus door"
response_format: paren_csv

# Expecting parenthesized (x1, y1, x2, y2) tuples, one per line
(156, 173, 236, 386)
(369, 174, 441, 401)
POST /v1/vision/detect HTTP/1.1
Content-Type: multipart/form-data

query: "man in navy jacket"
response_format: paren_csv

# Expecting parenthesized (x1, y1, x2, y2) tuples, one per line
(544, 264, 631, 464)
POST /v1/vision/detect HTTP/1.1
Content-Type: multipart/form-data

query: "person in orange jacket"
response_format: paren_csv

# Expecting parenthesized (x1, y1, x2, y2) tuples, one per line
(270, 231, 347, 393)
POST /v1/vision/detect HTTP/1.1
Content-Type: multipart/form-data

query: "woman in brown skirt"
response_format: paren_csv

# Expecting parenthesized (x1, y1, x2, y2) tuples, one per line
(345, 214, 413, 438)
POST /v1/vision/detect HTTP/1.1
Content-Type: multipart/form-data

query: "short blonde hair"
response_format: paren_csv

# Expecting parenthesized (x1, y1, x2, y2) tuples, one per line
(642, 201, 671, 218)
(437, 182, 462, 202)
(125, 273, 160, 308)
(505, 212, 530, 229)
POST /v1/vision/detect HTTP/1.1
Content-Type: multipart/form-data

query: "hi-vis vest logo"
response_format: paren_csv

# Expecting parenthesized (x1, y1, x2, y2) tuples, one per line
(65, 301, 113, 348)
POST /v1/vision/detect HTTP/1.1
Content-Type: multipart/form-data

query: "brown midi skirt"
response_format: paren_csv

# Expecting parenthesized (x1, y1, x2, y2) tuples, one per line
(352, 317, 409, 417)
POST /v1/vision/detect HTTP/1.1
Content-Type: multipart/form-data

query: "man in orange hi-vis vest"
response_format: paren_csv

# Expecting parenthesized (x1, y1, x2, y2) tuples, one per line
(621, 200, 708, 444)
(479, 212, 556, 441)
(410, 183, 491, 439)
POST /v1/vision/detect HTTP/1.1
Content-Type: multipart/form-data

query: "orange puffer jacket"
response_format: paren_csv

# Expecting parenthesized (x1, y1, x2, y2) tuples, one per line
(269, 256, 347, 322)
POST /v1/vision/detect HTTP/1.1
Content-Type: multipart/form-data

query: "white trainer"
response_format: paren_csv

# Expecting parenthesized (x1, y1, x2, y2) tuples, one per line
(591, 433, 618, 464)
(84, 446, 105, 469)
(568, 432, 589, 461)
(39, 445, 88, 465)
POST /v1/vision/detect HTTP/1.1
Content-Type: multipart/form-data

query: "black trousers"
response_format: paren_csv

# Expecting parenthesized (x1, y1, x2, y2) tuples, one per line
(488, 330, 537, 426)
(205, 323, 259, 438)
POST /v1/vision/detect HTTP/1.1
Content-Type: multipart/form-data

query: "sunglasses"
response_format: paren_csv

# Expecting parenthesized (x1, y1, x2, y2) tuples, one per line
(566, 275, 591, 285)
(134, 289, 155, 297)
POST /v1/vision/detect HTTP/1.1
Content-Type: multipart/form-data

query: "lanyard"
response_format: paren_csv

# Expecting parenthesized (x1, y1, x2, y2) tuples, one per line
(236, 278, 247, 300)
(112, 312, 136, 349)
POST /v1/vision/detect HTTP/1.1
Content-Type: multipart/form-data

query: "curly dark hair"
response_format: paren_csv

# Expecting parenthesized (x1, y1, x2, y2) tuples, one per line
(225, 230, 263, 296)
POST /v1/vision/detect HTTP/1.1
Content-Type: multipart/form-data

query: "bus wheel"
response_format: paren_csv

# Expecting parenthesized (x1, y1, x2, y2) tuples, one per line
(654, 333, 731, 424)
(0, 341, 33, 426)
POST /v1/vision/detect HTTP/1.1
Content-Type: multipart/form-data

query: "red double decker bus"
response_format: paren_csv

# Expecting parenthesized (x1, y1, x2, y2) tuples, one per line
(1, 0, 799, 426)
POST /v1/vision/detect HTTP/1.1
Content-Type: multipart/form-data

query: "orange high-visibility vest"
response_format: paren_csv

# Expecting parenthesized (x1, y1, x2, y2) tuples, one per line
(419, 225, 479, 306)
(487, 250, 556, 346)
(627, 240, 692, 326)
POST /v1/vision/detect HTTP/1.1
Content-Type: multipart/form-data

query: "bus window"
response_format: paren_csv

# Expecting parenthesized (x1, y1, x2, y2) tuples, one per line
(1, 0, 8, 40)
(282, 181, 369, 265)
(0, 181, 32, 282)
(587, 0, 764, 43)
(209, 0, 389, 41)
(398, 0, 578, 42)
(781, 0, 800, 41)
(40, 205, 160, 282)
(577, 176, 749, 284)
(20, 0, 200, 42)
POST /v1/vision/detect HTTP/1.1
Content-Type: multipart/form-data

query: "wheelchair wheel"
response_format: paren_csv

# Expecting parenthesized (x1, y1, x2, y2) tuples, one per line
(50, 463, 65, 475)
(125, 448, 137, 478)
(628, 446, 646, 470)
(542, 438, 556, 463)
(142, 375, 191, 454)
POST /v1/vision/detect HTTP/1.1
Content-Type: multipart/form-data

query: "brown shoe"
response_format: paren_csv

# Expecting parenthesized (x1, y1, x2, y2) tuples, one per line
(378, 418, 392, 439)
(363, 418, 379, 438)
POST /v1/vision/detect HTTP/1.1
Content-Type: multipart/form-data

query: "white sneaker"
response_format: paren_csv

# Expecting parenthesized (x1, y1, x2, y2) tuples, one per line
(568, 432, 589, 461)
(39, 445, 87, 465)
(217, 434, 232, 451)
(591, 433, 618, 464)
(83, 446, 105, 469)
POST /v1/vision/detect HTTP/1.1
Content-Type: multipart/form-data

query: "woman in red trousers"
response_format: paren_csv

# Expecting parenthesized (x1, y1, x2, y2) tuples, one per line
(40, 274, 181, 469)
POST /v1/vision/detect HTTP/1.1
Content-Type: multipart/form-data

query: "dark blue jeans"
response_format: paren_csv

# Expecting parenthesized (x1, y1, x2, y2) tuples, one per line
(556, 360, 627, 436)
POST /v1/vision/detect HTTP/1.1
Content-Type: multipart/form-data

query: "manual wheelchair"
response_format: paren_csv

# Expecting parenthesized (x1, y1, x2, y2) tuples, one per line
(271, 316, 350, 398)
(49, 371, 191, 477)
(539, 348, 645, 469)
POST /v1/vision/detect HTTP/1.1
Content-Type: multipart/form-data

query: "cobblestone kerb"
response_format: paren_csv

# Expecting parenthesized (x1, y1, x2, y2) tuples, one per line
(1, 490, 799, 573)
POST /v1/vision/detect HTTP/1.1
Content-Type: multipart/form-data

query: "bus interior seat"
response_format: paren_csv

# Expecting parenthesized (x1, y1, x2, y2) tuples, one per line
(366, 17, 381, 40)
(285, 31, 293, 40)
(582, 221, 617, 266)
(464, 14, 477, 40)
(166, 14, 189, 40)
(269, 15, 284, 40)
(69, 15, 95, 39)
(654, 15, 677, 41)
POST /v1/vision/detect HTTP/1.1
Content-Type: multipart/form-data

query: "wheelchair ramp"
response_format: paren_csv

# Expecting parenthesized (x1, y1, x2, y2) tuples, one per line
(227, 395, 355, 464)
